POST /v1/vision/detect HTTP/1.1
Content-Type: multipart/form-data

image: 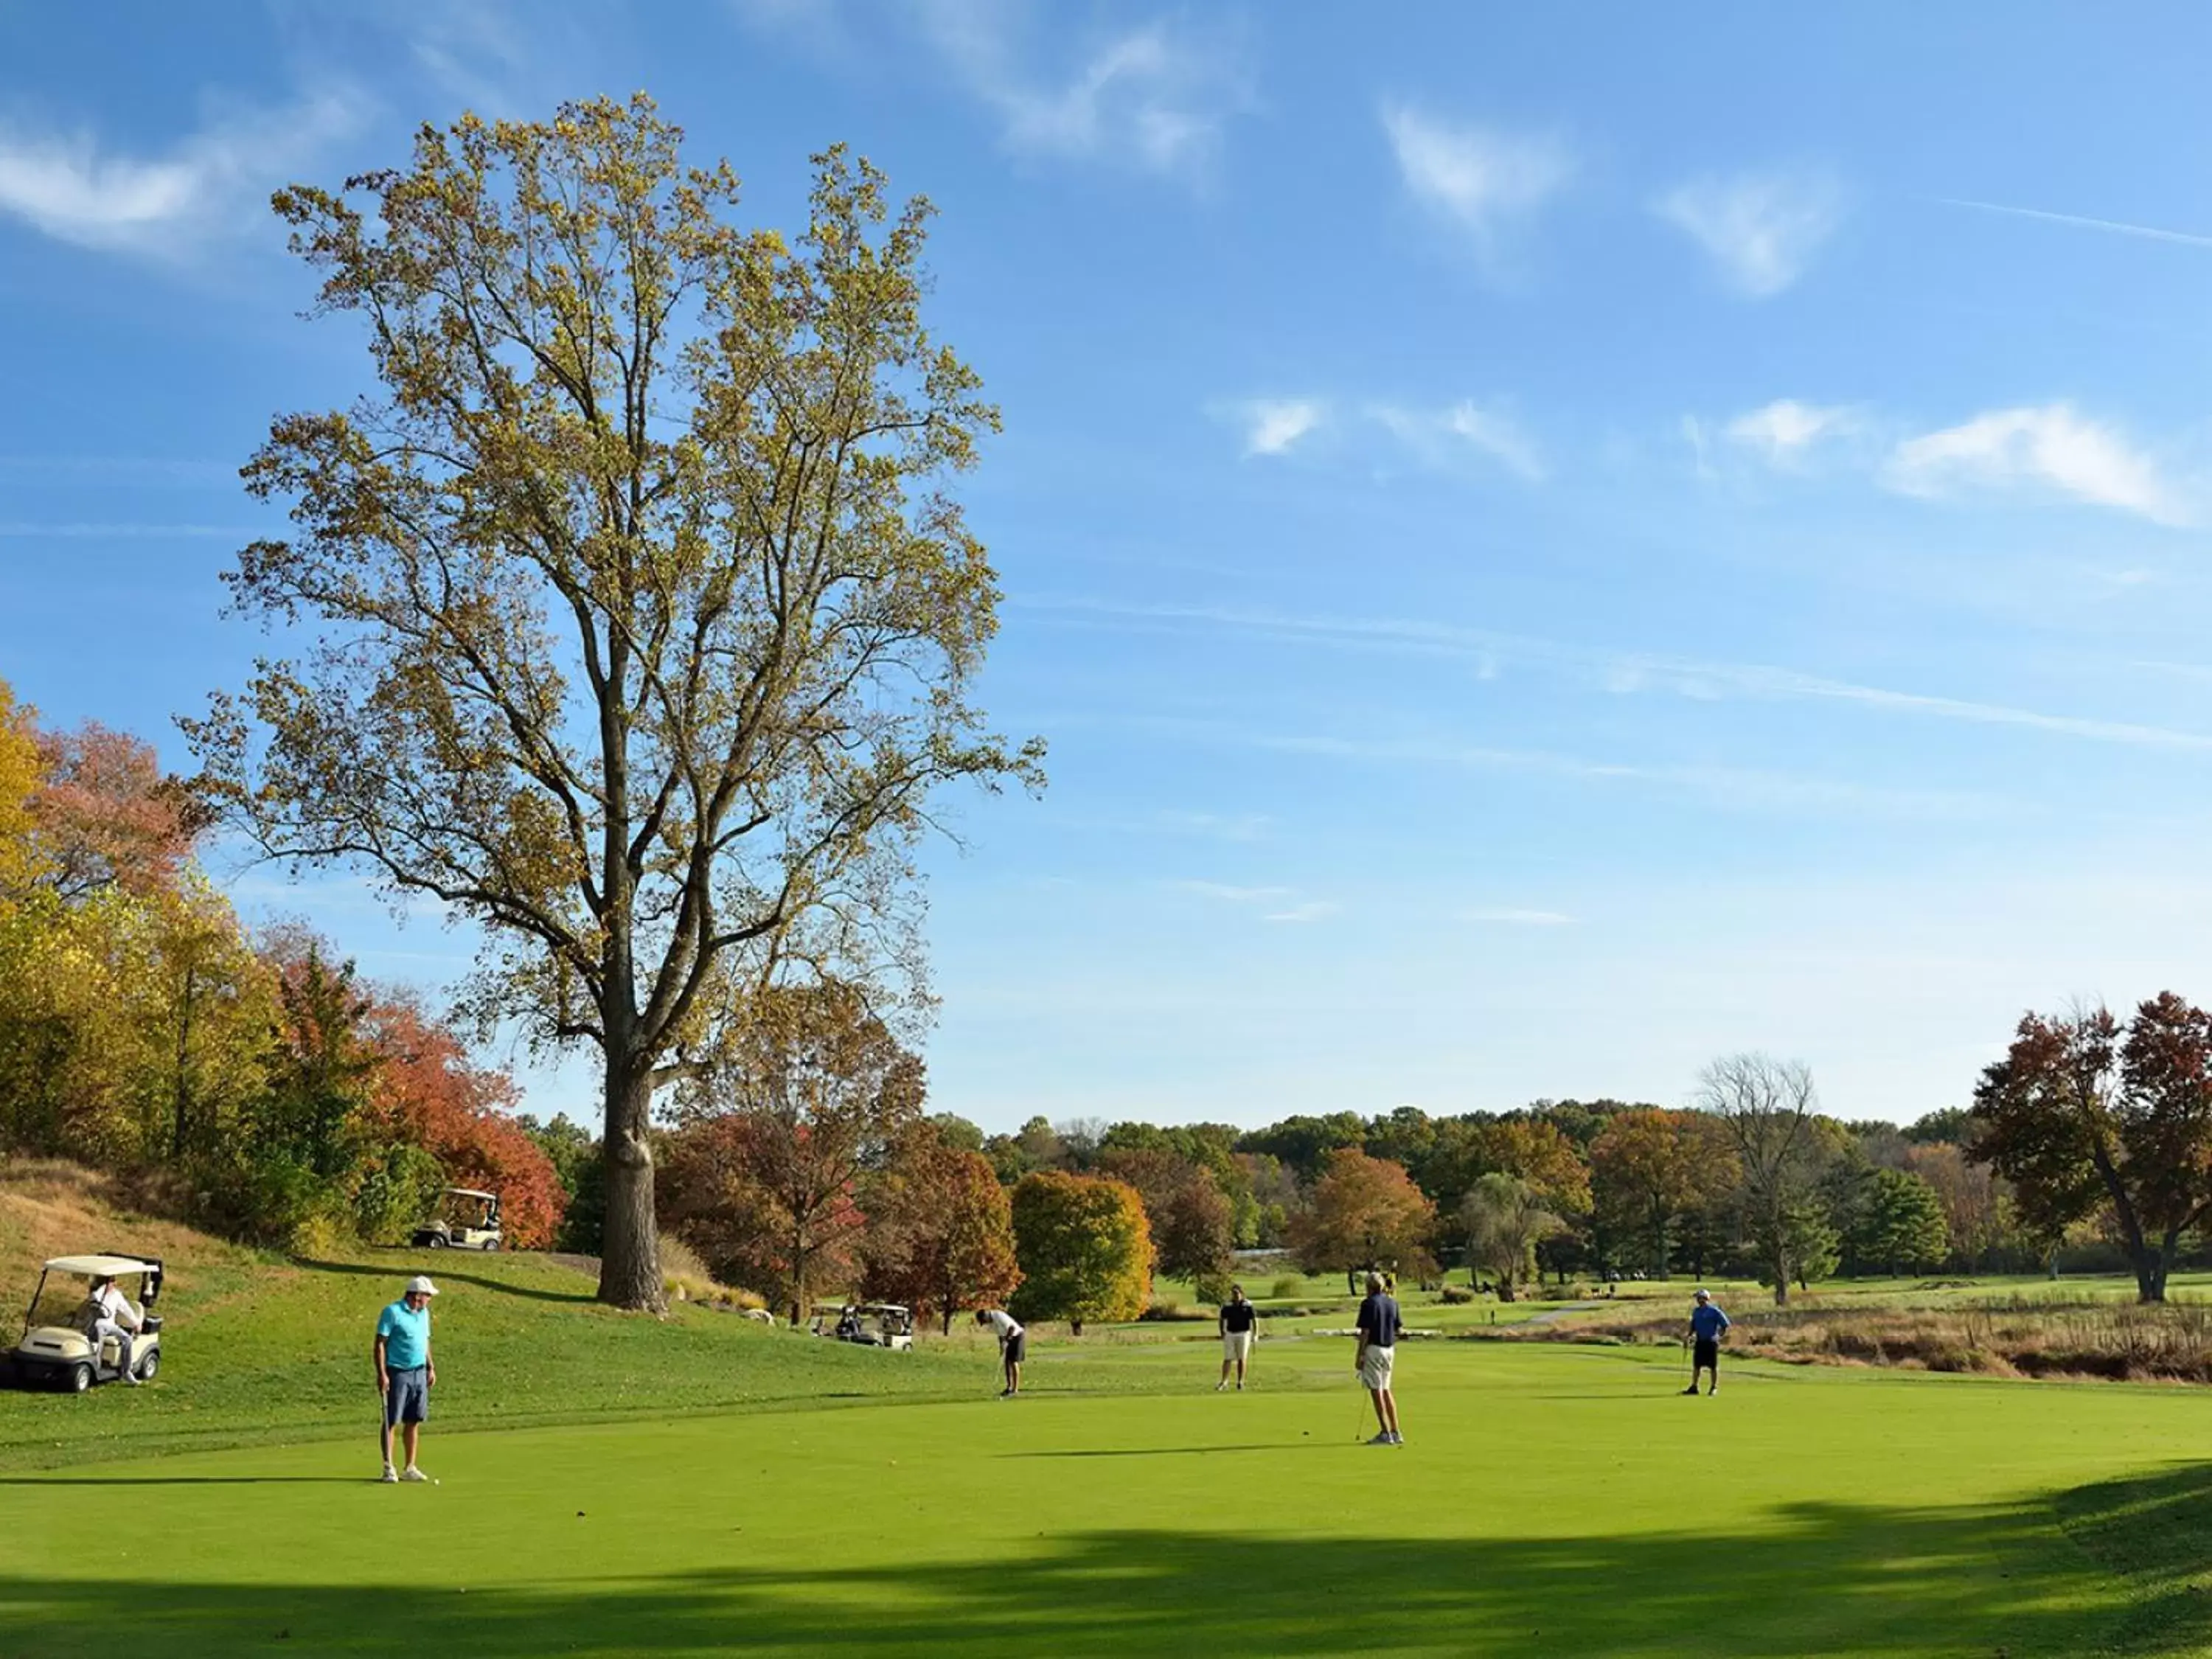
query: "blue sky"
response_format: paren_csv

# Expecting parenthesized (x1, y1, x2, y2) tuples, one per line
(7, 4, 2212, 1133)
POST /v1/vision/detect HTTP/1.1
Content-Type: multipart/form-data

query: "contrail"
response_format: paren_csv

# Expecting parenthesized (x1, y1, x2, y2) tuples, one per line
(1938, 198, 2212, 250)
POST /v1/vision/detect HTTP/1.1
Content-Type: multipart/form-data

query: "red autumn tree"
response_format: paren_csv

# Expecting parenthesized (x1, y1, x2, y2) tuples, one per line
(666, 982, 926, 1322)
(366, 997, 567, 1248)
(864, 1126, 1020, 1332)
(30, 720, 204, 901)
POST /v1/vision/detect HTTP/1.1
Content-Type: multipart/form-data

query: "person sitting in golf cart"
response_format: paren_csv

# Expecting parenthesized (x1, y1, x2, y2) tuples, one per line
(81, 1274, 145, 1387)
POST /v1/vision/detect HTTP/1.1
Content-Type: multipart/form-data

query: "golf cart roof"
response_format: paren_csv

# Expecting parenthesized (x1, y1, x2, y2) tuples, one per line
(41, 1255, 159, 1278)
(858, 1303, 909, 1315)
(445, 1188, 497, 1200)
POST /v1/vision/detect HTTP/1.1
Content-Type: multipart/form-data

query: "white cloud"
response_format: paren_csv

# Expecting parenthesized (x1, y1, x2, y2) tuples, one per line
(1230, 398, 1326, 457)
(917, 5, 1245, 179)
(1882, 403, 2183, 524)
(1262, 900, 1339, 925)
(1176, 880, 1293, 904)
(0, 89, 366, 256)
(1462, 908, 1574, 926)
(1725, 399, 1862, 465)
(1028, 597, 2212, 755)
(1370, 400, 1544, 481)
(1381, 104, 1572, 260)
(1655, 168, 1846, 297)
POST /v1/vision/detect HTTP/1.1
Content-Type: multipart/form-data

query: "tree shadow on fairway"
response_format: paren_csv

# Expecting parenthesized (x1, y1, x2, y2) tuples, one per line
(999, 1443, 1331, 1458)
(6, 1475, 2212, 1657)
(293, 1259, 595, 1305)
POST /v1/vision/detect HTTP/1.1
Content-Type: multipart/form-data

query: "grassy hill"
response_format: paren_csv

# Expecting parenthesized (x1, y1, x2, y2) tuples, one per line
(0, 1161, 1054, 1473)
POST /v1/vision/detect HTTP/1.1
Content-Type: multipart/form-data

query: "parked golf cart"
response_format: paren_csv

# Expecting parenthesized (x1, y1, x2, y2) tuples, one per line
(809, 1302, 915, 1352)
(411, 1187, 502, 1251)
(2, 1253, 164, 1393)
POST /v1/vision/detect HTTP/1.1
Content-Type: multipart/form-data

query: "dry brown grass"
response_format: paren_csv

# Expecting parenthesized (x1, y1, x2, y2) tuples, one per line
(1496, 1294, 2212, 1383)
(656, 1234, 765, 1311)
(0, 1157, 261, 1284)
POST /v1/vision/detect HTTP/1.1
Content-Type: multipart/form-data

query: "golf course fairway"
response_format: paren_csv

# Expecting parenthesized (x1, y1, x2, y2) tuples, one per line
(4, 1340, 2211, 1656)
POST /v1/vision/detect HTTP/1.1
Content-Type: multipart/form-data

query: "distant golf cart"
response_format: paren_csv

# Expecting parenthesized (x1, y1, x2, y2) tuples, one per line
(3, 1253, 164, 1393)
(810, 1301, 915, 1352)
(411, 1187, 503, 1251)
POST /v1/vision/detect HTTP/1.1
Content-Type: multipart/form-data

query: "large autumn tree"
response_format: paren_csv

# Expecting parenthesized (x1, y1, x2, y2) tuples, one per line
(1974, 996, 2212, 1303)
(1009, 1171, 1151, 1334)
(863, 1124, 1020, 1333)
(1290, 1147, 1437, 1279)
(187, 97, 1042, 1308)
(664, 981, 923, 1321)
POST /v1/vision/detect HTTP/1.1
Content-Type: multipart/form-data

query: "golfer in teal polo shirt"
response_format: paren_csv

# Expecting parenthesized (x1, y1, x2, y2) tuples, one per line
(375, 1275, 438, 1483)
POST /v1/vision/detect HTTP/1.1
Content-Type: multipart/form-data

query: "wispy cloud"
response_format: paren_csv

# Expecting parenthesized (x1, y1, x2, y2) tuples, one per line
(1380, 104, 1572, 264)
(1462, 908, 1574, 926)
(1225, 397, 1326, 457)
(1368, 400, 1544, 481)
(1176, 880, 1293, 904)
(1882, 403, 2183, 524)
(1175, 878, 1336, 925)
(1027, 597, 2212, 755)
(1726, 399, 1863, 465)
(1939, 198, 2212, 251)
(917, 6, 1245, 180)
(0, 88, 366, 256)
(1655, 167, 1846, 297)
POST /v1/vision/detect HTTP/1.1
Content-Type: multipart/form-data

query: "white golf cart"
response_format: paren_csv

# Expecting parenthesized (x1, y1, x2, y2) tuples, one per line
(810, 1301, 915, 1352)
(3, 1253, 164, 1393)
(411, 1187, 503, 1251)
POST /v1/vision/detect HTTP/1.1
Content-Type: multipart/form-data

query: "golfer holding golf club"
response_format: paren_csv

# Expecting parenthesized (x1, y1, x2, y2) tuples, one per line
(1354, 1271, 1403, 1445)
(976, 1306, 1024, 1397)
(85, 1273, 145, 1385)
(1683, 1287, 1729, 1397)
(375, 1275, 438, 1482)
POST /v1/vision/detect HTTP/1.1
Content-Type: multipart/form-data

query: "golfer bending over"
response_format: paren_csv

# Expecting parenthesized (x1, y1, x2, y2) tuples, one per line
(1217, 1284, 1257, 1391)
(1684, 1287, 1729, 1397)
(1355, 1271, 1402, 1445)
(977, 1307, 1025, 1397)
(85, 1274, 144, 1385)
(375, 1275, 438, 1482)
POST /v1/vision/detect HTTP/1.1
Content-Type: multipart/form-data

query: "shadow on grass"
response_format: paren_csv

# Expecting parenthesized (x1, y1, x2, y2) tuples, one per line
(292, 1259, 596, 1306)
(5, 1471, 2212, 1656)
(0, 1475, 366, 1486)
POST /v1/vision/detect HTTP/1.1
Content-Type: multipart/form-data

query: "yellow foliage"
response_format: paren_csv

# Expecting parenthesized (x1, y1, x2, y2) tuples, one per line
(0, 677, 44, 898)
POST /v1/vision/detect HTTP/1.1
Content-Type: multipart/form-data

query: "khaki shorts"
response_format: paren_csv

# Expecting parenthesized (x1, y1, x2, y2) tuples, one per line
(1222, 1329, 1253, 1363)
(1359, 1345, 1395, 1391)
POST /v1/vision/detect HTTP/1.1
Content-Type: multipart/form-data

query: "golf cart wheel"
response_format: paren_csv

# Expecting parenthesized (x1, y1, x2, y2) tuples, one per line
(136, 1349, 159, 1382)
(426, 1234, 446, 1248)
(483, 1239, 499, 1251)
(68, 1363, 92, 1394)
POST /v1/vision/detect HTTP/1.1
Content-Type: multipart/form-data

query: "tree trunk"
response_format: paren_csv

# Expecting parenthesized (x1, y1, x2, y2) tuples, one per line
(1771, 1241, 1790, 1307)
(2135, 1234, 2176, 1304)
(1070, 1318, 1084, 1336)
(597, 1060, 664, 1312)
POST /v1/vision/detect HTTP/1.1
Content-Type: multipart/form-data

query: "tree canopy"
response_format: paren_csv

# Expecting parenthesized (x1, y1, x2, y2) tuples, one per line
(187, 96, 1041, 1309)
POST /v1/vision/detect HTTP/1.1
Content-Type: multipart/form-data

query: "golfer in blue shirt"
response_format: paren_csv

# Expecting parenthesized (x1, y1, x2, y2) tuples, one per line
(375, 1275, 439, 1481)
(1683, 1288, 1729, 1397)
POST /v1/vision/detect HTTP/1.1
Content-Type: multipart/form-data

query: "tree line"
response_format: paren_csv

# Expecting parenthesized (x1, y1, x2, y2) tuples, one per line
(0, 678, 569, 1250)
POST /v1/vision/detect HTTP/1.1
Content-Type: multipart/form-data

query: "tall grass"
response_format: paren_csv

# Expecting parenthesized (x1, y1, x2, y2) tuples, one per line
(1501, 1294, 2212, 1383)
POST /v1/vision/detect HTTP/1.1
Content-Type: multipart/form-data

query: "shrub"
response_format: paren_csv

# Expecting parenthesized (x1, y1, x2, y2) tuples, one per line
(1270, 1274, 1304, 1299)
(1193, 1270, 1234, 1305)
(1439, 1284, 1475, 1305)
(1141, 1298, 1180, 1321)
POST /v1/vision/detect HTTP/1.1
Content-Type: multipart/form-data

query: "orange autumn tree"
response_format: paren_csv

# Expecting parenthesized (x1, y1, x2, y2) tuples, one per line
(368, 998, 567, 1248)
(1292, 1147, 1438, 1280)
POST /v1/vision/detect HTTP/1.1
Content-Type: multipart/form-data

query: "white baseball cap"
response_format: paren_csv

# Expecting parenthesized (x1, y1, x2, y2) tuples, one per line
(406, 1276, 439, 1296)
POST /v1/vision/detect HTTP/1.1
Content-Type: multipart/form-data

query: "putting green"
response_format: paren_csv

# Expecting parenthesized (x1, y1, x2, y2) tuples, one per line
(4, 1341, 2210, 1655)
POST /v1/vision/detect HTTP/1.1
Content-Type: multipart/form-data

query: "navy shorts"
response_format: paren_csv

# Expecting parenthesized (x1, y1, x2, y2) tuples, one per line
(1004, 1332, 1027, 1365)
(1693, 1338, 1719, 1371)
(383, 1366, 429, 1425)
